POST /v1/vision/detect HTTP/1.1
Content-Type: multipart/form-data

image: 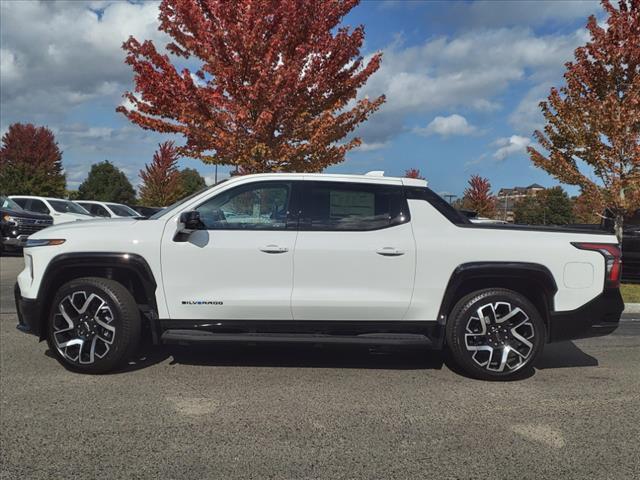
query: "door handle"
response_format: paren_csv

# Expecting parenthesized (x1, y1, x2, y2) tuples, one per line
(376, 247, 405, 256)
(260, 245, 289, 254)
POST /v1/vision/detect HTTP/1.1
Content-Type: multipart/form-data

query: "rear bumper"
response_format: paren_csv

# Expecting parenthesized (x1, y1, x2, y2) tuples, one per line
(549, 288, 624, 342)
(14, 283, 43, 338)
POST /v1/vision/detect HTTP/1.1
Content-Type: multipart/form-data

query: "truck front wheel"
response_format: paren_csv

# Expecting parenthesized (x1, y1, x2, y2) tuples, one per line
(446, 288, 545, 380)
(47, 277, 141, 374)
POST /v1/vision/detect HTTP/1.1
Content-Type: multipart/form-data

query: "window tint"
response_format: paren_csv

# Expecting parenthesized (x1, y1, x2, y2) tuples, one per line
(12, 198, 28, 209)
(49, 200, 91, 215)
(196, 182, 291, 230)
(29, 199, 50, 214)
(2, 197, 23, 211)
(302, 182, 409, 231)
(88, 204, 110, 217)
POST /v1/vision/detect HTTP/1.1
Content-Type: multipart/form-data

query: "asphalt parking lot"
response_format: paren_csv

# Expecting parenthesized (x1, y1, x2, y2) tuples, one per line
(1, 256, 639, 479)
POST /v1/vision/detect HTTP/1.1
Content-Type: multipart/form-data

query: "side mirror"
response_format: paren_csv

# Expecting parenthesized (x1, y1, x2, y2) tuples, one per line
(179, 210, 204, 233)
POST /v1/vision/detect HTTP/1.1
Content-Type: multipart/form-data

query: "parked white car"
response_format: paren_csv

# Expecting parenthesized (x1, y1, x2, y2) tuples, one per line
(14, 172, 624, 379)
(75, 200, 143, 219)
(10, 196, 93, 225)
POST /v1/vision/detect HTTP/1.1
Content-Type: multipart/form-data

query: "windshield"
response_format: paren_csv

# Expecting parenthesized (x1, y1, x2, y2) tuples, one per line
(1, 196, 23, 211)
(49, 200, 92, 215)
(107, 203, 140, 217)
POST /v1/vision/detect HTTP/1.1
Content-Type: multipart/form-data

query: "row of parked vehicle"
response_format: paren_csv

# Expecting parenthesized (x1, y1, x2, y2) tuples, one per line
(1, 195, 163, 253)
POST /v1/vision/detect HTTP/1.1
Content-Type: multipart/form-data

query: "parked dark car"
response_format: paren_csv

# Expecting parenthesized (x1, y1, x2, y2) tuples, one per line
(621, 210, 640, 284)
(126, 204, 164, 218)
(603, 208, 640, 284)
(1, 196, 53, 254)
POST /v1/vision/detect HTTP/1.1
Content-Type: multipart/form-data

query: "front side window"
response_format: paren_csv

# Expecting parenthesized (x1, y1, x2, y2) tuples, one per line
(196, 182, 291, 230)
(302, 182, 409, 231)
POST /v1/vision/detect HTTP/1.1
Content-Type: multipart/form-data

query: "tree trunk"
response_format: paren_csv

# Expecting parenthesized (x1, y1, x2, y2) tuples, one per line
(614, 213, 624, 243)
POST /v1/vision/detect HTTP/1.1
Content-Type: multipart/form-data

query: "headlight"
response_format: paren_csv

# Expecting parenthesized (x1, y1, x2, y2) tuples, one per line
(2, 214, 17, 224)
(25, 239, 66, 247)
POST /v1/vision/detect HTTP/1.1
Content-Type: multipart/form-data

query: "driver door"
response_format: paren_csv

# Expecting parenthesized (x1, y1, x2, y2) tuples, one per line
(161, 180, 300, 320)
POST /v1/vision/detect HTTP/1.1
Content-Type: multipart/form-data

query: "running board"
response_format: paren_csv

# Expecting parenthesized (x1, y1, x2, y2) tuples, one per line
(160, 329, 434, 347)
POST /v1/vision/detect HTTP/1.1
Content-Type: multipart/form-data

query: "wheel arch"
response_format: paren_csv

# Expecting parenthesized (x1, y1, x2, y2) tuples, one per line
(36, 252, 157, 340)
(438, 262, 558, 334)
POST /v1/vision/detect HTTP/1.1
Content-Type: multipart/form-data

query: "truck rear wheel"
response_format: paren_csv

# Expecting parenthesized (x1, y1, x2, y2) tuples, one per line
(446, 288, 545, 380)
(47, 277, 141, 374)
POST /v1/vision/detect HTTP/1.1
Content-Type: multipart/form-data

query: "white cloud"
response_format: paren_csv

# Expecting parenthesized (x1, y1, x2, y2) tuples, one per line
(509, 83, 552, 134)
(464, 153, 488, 170)
(355, 141, 389, 152)
(415, 114, 477, 137)
(355, 26, 588, 144)
(470, 99, 502, 112)
(492, 135, 531, 161)
(0, 1, 167, 122)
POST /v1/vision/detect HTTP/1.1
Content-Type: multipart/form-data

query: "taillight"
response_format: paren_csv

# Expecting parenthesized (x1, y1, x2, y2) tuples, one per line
(572, 242, 622, 288)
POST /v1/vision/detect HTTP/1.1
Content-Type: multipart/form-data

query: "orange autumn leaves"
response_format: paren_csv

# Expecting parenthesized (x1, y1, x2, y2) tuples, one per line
(528, 0, 640, 236)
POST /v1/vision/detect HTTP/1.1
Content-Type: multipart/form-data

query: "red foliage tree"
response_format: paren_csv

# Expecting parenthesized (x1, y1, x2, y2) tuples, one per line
(462, 175, 498, 218)
(118, 0, 385, 173)
(404, 168, 425, 180)
(0, 123, 66, 196)
(573, 192, 605, 224)
(139, 141, 182, 206)
(528, 0, 640, 239)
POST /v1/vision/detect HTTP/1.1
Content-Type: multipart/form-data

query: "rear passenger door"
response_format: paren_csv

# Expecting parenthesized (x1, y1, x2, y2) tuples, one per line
(291, 180, 416, 321)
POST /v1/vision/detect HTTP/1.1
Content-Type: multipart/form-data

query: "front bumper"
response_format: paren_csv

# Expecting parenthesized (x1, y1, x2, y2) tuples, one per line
(2, 235, 28, 247)
(549, 288, 624, 342)
(14, 283, 43, 338)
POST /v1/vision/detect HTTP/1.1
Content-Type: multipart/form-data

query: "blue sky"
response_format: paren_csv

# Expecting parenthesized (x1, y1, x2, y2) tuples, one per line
(0, 0, 604, 197)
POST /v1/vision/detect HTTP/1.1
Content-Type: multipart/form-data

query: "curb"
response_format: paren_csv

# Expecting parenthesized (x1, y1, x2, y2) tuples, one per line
(624, 303, 640, 314)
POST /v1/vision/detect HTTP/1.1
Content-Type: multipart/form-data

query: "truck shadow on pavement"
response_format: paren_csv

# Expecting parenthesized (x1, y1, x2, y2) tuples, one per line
(106, 339, 598, 378)
(534, 341, 598, 369)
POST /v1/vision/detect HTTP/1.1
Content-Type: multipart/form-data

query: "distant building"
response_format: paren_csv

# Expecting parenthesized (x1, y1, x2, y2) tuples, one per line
(497, 183, 545, 222)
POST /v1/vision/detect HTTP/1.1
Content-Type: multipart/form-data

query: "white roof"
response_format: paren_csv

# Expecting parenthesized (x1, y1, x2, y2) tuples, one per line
(222, 172, 428, 187)
(76, 200, 124, 206)
(9, 195, 75, 202)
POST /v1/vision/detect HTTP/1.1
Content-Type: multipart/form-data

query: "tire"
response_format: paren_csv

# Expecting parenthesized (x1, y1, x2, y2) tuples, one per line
(46, 277, 141, 374)
(445, 288, 545, 380)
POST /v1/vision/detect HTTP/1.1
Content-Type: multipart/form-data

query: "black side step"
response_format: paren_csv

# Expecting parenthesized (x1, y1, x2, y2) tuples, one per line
(161, 329, 434, 347)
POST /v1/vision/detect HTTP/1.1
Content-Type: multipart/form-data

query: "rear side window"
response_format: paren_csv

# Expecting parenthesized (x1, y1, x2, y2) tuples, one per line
(301, 182, 409, 231)
(29, 199, 50, 214)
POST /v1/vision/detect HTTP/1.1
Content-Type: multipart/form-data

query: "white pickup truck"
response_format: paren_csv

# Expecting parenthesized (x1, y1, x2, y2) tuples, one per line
(14, 172, 624, 379)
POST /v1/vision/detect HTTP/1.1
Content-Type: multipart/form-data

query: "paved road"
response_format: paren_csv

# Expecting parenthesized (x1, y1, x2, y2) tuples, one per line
(1, 256, 639, 479)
